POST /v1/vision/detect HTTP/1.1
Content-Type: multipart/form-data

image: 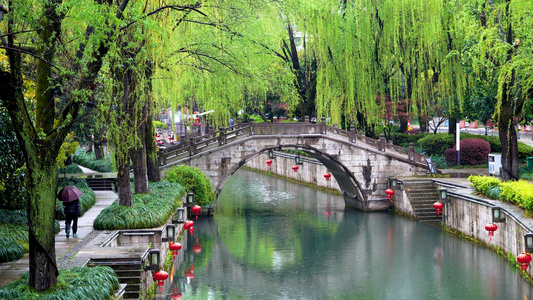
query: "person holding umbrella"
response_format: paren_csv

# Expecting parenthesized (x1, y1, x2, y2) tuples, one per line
(57, 186, 82, 238)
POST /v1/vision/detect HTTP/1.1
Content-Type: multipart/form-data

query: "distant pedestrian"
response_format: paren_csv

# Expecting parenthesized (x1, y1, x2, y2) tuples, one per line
(63, 199, 81, 238)
(229, 118, 234, 130)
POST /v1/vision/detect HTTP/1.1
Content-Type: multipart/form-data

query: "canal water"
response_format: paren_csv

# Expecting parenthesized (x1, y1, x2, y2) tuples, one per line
(169, 169, 533, 299)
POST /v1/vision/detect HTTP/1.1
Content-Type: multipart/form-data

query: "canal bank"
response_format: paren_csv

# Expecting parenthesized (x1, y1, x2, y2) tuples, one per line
(245, 151, 533, 281)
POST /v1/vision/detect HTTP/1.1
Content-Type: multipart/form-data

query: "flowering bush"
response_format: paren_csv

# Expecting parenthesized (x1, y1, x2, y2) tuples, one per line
(444, 138, 490, 165)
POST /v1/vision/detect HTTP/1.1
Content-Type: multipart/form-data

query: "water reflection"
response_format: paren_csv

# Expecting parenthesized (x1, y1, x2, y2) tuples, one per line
(166, 169, 533, 299)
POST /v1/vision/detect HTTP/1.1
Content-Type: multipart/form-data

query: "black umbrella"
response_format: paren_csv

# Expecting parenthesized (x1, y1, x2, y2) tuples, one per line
(57, 186, 83, 202)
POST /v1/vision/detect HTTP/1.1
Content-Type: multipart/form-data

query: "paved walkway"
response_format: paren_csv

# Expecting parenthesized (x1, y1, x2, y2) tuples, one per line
(0, 167, 117, 288)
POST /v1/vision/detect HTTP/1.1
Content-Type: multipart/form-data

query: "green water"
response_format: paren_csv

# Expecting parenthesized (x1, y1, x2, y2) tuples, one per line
(166, 169, 533, 299)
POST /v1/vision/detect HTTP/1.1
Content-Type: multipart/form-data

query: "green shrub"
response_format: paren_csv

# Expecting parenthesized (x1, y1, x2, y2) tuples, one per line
(165, 165, 215, 207)
(428, 155, 450, 169)
(468, 175, 501, 194)
(58, 163, 83, 174)
(485, 185, 501, 200)
(393, 133, 431, 147)
(94, 181, 184, 230)
(499, 180, 533, 211)
(0, 266, 119, 300)
(72, 149, 114, 172)
(416, 133, 455, 156)
(153, 120, 166, 128)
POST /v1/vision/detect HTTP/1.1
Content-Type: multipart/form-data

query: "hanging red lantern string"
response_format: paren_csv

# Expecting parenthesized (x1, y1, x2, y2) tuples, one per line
(153, 270, 169, 292)
(292, 165, 299, 172)
(324, 173, 332, 181)
(385, 189, 395, 202)
(169, 242, 182, 260)
(517, 253, 532, 270)
(266, 160, 273, 167)
(433, 201, 444, 217)
(191, 205, 202, 220)
(485, 223, 497, 241)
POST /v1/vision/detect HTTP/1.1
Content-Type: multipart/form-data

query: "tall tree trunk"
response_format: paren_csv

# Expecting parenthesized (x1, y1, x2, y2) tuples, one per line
(131, 120, 149, 193)
(116, 152, 133, 206)
(94, 139, 104, 160)
(27, 155, 59, 290)
(146, 114, 161, 182)
(498, 71, 520, 181)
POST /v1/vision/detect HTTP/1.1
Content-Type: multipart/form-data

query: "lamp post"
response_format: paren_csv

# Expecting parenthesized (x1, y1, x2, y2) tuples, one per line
(146, 249, 161, 271)
(162, 225, 176, 243)
(172, 208, 185, 224)
(268, 150, 275, 159)
(491, 206, 506, 223)
(456, 118, 460, 166)
(295, 156, 302, 165)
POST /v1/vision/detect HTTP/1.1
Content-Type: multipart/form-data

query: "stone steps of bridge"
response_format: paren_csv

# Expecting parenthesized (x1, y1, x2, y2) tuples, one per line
(402, 180, 442, 222)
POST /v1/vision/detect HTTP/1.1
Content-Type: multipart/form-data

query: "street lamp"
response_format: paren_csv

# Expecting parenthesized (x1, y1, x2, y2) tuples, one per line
(388, 178, 398, 189)
(525, 233, 533, 253)
(295, 156, 302, 165)
(268, 150, 275, 159)
(187, 193, 195, 205)
(162, 224, 176, 243)
(146, 249, 160, 271)
(491, 206, 506, 223)
(172, 208, 185, 224)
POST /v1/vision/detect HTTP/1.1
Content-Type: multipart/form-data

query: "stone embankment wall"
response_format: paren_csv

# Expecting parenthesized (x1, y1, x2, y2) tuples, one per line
(245, 152, 342, 192)
(246, 154, 533, 277)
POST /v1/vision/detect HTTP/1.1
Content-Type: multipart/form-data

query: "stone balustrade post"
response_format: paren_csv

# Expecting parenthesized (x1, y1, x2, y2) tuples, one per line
(304, 115, 310, 123)
(379, 134, 386, 151)
(349, 127, 357, 143)
(409, 143, 415, 161)
(320, 117, 327, 134)
(218, 127, 226, 145)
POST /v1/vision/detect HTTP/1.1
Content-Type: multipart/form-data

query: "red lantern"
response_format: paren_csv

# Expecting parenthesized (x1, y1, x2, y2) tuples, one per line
(433, 201, 444, 217)
(184, 220, 194, 230)
(192, 242, 202, 254)
(385, 189, 395, 202)
(485, 223, 498, 241)
(517, 253, 532, 270)
(189, 227, 194, 235)
(153, 270, 169, 292)
(266, 160, 273, 167)
(292, 165, 299, 172)
(169, 242, 182, 260)
(191, 205, 202, 220)
(162, 111, 165, 115)
(168, 136, 173, 141)
(185, 270, 195, 280)
(156, 134, 161, 138)
(324, 173, 332, 181)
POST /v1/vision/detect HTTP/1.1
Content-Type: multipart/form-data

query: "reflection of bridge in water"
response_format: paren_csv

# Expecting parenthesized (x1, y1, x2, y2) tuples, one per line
(158, 120, 431, 211)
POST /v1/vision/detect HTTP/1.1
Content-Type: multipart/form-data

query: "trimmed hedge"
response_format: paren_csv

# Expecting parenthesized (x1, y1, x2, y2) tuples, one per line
(0, 266, 119, 300)
(444, 138, 491, 165)
(58, 163, 83, 174)
(93, 181, 184, 230)
(469, 175, 533, 212)
(72, 149, 114, 172)
(392, 133, 431, 148)
(417, 133, 533, 158)
(165, 165, 215, 207)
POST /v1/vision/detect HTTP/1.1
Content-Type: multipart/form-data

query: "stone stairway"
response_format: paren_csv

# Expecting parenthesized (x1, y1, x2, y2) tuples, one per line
(403, 180, 442, 223)
(86, 177, 115, 191)
(87, 256, 143, 299)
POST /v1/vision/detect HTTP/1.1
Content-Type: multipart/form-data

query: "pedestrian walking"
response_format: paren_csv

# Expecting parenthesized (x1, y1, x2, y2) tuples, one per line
(57, 186, 83, 238)
(63, 199, 81, 238)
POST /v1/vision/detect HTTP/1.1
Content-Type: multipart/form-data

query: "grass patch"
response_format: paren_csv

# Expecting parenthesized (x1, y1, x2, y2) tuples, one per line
(93, 181, 184, 230)
(72, 149, 114, 173)
(0, 266, 120, 300)
(0, 210, 61, 263)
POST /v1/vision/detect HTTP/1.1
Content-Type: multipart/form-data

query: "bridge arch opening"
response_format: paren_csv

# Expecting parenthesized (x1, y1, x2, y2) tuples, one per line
(215, 145, 367, 209)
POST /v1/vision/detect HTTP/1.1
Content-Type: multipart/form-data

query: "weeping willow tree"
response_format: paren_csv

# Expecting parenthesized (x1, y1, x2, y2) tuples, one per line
(152, 1, 297, 127)
(290, 0, 469, 136)
(458, 0, 533, 180)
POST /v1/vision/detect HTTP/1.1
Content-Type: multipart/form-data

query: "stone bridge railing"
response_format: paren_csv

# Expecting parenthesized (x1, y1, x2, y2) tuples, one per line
(157, 119, 428, 168)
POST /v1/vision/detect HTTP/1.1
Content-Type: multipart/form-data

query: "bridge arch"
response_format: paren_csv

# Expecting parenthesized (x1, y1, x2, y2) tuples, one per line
(216, 145, 366, 209)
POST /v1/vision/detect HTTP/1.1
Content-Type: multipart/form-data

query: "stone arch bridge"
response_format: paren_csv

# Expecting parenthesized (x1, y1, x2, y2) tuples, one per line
(157, 121, 431, 211)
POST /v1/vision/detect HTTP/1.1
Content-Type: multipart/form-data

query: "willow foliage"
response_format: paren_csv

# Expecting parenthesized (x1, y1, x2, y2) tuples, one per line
(287, 0, 469, 127)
